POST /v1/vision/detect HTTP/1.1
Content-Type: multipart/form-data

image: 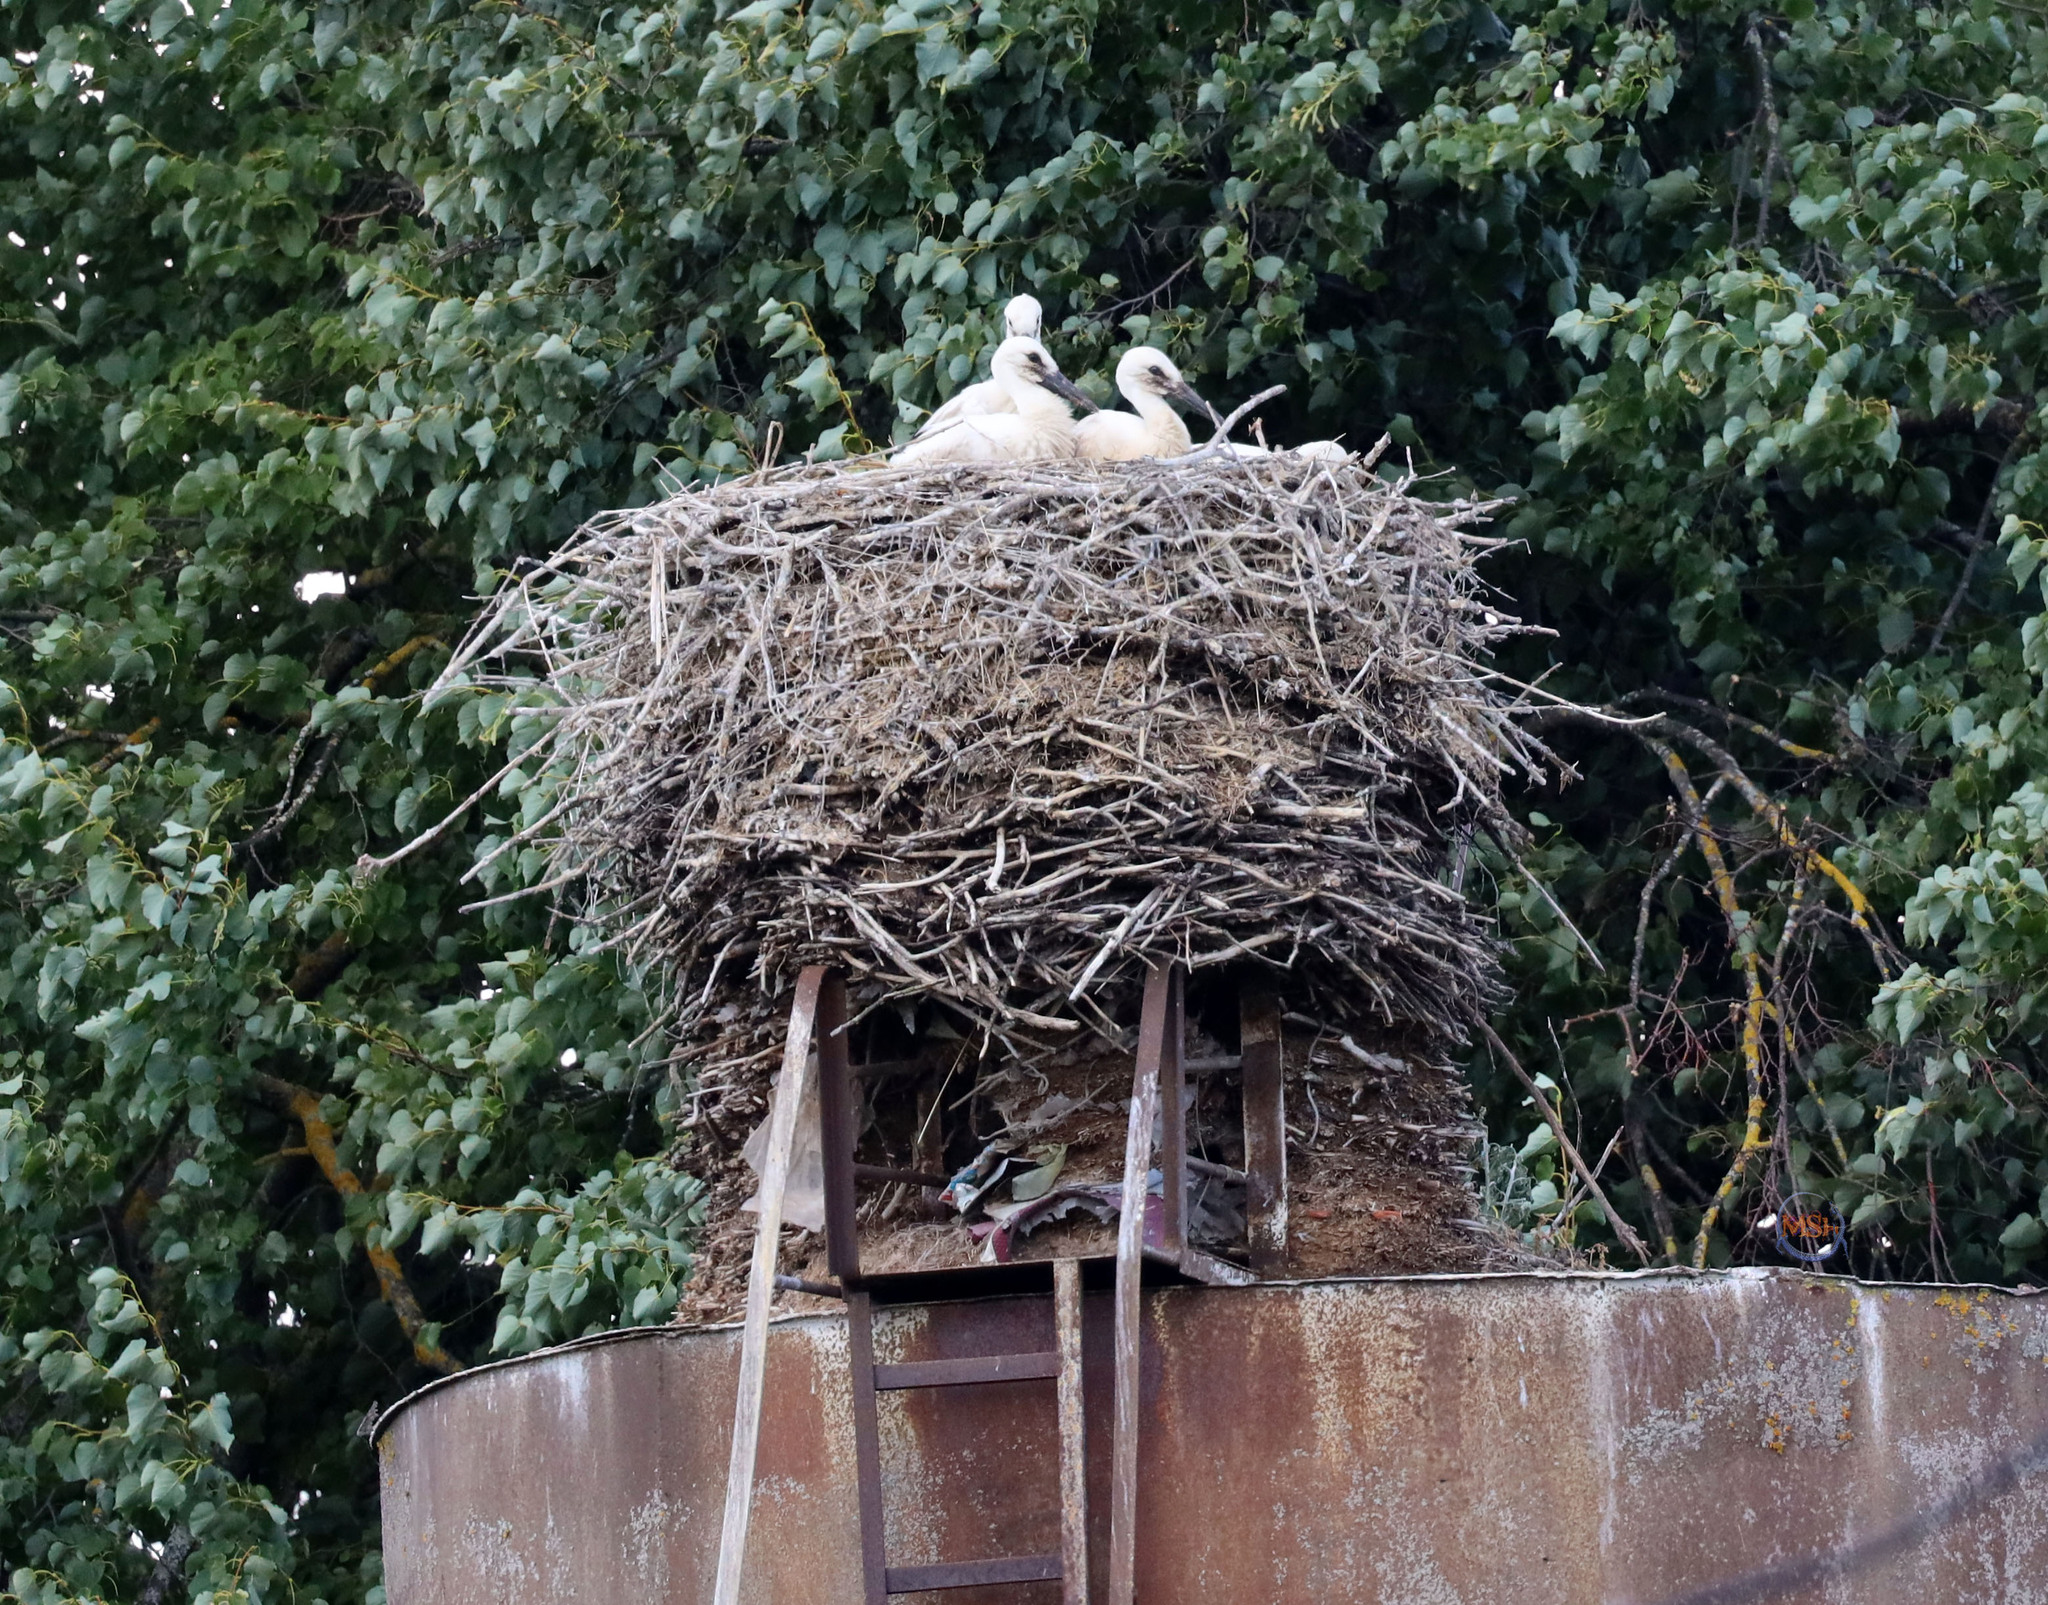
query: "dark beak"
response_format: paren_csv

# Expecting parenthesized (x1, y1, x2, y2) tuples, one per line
(1038, 369, 1098, 414)
(1170, 379, 1221, 424)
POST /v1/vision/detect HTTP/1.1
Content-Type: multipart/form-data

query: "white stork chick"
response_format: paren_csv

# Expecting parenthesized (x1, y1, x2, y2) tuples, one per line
(1075, 348, 1217, 462)
(914, 295, 1045, 437)
(1293, 439, 1349, 463)
(1214, 439, 1350, 462)
(890, 336, 1091, 465)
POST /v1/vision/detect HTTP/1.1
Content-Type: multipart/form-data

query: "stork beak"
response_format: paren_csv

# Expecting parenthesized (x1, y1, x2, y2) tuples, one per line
(1038, 369, 1098, 414)
(1170, 379, 1222, 424)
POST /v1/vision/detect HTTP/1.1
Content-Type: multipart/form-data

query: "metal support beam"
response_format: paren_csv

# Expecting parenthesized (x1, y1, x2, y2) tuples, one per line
(847, 1289, 888, 1605)
(814, 969, 861, 1285)
(1157, 965, 1187, 1256)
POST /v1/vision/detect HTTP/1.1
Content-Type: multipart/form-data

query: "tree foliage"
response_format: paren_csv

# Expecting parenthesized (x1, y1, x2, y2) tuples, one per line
(3, 0, 2046, 1597)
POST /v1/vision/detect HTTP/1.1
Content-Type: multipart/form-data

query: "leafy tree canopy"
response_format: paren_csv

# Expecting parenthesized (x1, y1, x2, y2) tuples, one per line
(3, 0, 2046, 1598)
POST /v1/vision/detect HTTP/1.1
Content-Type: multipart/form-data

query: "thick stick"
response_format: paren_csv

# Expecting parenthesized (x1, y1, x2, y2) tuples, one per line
(712, 965, 825, 1605)
(1108, 964, 1171, 1605)
(1241, 988, 1289, 1275)
(1055, 1258, 1089, 1605)
(1181, 384, 1289, 461)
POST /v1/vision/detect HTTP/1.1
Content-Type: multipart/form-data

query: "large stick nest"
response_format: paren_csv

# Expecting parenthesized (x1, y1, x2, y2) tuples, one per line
(447, 451, 1546, 1066)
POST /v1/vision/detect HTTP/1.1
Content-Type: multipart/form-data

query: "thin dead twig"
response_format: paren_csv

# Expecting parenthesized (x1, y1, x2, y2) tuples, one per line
(1479, 1021, 1652, 1265)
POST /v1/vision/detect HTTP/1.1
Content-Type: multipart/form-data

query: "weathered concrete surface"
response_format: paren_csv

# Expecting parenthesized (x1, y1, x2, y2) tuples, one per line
(377, 1269, 2048, 1604)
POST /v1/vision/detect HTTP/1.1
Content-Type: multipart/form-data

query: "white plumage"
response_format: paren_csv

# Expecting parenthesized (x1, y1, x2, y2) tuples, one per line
(889, 336, 1091, 465)
(1075, 347, 1216, 462)
(1210, 439, 1351, 463)
(1293, 439, 1349, 463)
(915, 295, 1046, 436)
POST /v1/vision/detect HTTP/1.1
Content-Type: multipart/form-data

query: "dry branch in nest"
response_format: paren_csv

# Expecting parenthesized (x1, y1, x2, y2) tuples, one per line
(430, 448, 1562, 1294)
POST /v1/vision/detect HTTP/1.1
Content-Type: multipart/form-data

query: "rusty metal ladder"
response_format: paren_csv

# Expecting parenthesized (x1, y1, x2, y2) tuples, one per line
(840, 1270, 1089, 1599)
(791, 966, 1086, 1602)
(721, 962, 1288, 1604)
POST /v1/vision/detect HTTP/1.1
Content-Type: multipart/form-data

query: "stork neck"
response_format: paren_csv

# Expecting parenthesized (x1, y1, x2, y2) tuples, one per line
(1123, 384, 1174, 424)
(1009, 379, 1075, 426)
(1121, 384, 1190, 452)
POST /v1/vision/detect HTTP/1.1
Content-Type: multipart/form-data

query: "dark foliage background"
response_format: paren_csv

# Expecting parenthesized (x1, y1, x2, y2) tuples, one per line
(4, 0, 2045, 1597)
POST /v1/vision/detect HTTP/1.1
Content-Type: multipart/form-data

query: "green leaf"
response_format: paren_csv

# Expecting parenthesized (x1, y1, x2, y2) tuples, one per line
(126, 1382, 167, 1441)
(190, 1392, 236, 1451)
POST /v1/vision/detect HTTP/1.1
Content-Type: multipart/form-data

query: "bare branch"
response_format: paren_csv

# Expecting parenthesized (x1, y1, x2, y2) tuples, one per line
(1479, 1021, 1652, 1265)
(1929, 434, 2024, 654)
(136, 1525, 196, 1605)
(1745, 19, 1783, 246)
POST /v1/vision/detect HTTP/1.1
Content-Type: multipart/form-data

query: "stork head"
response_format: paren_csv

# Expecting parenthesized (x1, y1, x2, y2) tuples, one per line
(990, 336, 1095, 413)
(1116, 347, 1220, 423)
(1002, 294, 1043, 341)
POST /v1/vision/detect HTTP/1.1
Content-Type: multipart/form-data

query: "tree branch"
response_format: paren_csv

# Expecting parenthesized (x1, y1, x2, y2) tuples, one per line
(1744, 19, 1783, 246)
(1895, 397, 2029, 438)
(1644, 741, 1770, 1267)
(88, 717, 161, 774)
(1619, 689, 1836, 764)
(239, 734, 338, 858)
(1529, 703, 1894, 980)
(1928, 434, 2023, 654)
(1631, 779, 1726, 1013)
(358, 632, 443, 694)
(1625, 1099, 1680, 1262)
(254, 1075, 461, 1373)
(287, 932, 355, 1001)
(136, 1524, 195, 1605)
(354, 743, 535, 883)
(236, 634, 445, 865)
(1182, 385, 1290, 458)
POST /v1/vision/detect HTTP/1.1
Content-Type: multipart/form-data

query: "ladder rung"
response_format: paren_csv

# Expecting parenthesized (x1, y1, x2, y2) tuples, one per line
(885, 1553, 1063, 1592)
(872, 1351, 1058, 1390)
